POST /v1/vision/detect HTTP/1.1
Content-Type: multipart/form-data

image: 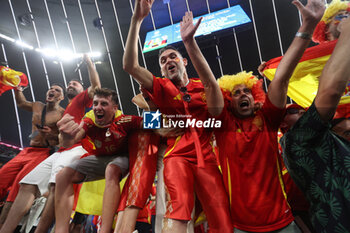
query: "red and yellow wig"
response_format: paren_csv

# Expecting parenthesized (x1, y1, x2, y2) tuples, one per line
(312, 0, 350, 44)
(217, 71, 265, 104)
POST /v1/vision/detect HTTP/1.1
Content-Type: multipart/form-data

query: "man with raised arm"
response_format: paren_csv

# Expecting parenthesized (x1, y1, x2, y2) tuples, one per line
(261, 0, 350, 142)
(312, 0, 350, 142)
(280, 14, 350, 231)
(0, 54, 100, 233)
(123, 1, 232, 232)
(55, 88, 142, 233)
(186, 0, 324, 231)
(0, 83, 65, 229)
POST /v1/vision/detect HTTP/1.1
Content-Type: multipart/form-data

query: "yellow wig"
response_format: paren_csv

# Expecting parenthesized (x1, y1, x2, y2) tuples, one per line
(218, 71, 265, 103)
(313, 0, 350, 43)
(321, 0, 349, 24)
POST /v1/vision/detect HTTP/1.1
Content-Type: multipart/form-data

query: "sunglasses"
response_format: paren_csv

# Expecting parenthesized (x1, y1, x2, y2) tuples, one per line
(334, 13, 349, 21)
(180, 86, 191, 102)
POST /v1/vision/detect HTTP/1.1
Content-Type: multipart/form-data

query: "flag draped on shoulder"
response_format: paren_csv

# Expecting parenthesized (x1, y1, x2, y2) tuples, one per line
(263, 40, 350, 108)
(0, 66, 28, 95)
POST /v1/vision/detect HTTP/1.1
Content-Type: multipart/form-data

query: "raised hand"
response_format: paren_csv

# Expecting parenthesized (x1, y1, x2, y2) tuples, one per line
(83, 53, 92, 64)
(134, 0, 154, 20)
(292, 0, 325, 28)
(57, 114, 82, 140)
(180, 11, 203, 43)
(257, 61, 267, 78)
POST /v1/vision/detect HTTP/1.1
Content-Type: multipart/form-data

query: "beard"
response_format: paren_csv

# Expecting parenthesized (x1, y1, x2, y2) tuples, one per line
(66, 88, 79, 100)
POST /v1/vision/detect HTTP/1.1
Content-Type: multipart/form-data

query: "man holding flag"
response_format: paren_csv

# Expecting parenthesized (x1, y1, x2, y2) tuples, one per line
(262, 0, 350, 142)
(280, 13, 350, 231)
(192, 0, 324, 231)
(0, 54, 100, 233)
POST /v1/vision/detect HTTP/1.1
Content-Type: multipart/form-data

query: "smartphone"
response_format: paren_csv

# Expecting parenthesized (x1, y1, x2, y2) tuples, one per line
(35, 124, 44, 130)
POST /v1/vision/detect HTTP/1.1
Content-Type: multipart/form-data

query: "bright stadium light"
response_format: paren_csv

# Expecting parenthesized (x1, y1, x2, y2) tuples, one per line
(40, 48, 57, 58)
(15, 40, 34, 50)
(57, 49, 75, 61)
(88, 51, 101, 58)
(0, 32, 102, 63)
(0, 33, 15, 42)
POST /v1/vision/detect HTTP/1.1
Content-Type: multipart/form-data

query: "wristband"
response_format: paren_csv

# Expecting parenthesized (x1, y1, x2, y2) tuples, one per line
(295, 32, 312, 40)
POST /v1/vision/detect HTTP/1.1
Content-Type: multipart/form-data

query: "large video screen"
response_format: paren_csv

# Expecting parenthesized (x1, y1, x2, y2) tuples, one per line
(143, 5, 251, 53)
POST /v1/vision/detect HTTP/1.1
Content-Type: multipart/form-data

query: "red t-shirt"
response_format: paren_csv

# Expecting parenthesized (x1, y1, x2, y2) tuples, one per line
(82, 115, 142, 156)
(215, 96, 294, 231)
(144, 76, 216, 164)
(59, 89, 92, 152)
(64, 89, 92, 123)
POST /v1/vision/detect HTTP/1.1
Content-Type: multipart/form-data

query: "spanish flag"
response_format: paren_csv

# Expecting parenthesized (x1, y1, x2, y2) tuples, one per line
(263, 40, 350, 108)
(0, 66, 28, 95)
(74, 177, 128, 216)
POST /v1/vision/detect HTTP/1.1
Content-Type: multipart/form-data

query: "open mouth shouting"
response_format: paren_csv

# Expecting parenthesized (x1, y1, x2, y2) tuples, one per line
(46, 92, 55, 100)
(95, 112, 104, 120)
(239, 99, 250, 109)
(168, 65, 176, 71)
(167, 63, 177, 75)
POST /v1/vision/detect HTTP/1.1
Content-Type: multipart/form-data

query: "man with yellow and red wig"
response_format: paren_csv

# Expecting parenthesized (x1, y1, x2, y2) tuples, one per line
(280, 14, 350, 231)
(313, 0, 350, 143)
(262, 0, 350, 143)
(198, 0, 325, 231)
(215, 71, 298, 232)
(312, 0, 350, 43)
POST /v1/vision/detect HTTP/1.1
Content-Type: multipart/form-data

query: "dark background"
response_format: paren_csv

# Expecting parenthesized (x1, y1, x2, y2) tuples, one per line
(0, 0, 325, 147)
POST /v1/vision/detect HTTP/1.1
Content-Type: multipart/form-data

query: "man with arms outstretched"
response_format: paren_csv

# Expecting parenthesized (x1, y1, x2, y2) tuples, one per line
(123, 1, 232, 232)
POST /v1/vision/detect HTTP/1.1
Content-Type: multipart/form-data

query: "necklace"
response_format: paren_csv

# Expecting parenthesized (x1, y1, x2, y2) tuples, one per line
(105, 128, 111, 137)
(184, 79, 190, 86)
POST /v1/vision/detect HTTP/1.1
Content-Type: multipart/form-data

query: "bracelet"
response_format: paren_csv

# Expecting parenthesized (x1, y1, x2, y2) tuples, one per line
(295, 32, 312, 40)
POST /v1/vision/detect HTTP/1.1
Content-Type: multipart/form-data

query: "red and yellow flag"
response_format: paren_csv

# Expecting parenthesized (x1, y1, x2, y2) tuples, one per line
(74, 177, 128, 216)
(263, 40, 350, 108)
(0, 66, 28, 95)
